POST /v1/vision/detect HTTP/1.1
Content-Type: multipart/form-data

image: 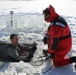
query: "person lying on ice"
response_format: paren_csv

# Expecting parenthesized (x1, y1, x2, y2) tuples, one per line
(42, 5, 76, 67)
(8, 34, 37, 62)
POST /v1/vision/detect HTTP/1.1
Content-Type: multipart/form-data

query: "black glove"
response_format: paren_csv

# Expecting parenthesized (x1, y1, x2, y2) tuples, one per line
(44, 53, 54, 61)
(32, 46, 37, 50)
(50, 53, 54, 58)
(43, 49, 48, 56)
(28, 53, 33, 58)
(43, 49, 54, 58)
(43, 36, 48, 44)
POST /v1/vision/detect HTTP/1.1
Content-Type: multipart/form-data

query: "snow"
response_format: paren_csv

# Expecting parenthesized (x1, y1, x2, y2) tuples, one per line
(0, 13, 76, 75)
(0, 0, 76, 73)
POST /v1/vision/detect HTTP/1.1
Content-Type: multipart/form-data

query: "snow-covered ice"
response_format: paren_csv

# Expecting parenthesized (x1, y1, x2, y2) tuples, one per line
(0, 12, 76, 75)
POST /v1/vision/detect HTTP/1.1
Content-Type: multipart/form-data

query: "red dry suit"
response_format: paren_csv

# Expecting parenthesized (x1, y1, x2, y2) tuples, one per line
(45, 5, 72, 67)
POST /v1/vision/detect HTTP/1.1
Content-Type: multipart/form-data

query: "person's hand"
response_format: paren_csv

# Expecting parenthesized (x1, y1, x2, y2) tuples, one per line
(43, 49, 54, 58)
(43, 36, 48, 44)
(42, 49, 48, 56)
(32, 46, 37, 50)
(50, 53, 54, 58)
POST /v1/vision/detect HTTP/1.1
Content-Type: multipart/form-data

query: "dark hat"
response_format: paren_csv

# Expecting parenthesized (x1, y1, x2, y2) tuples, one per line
(43, 8, 50, 15)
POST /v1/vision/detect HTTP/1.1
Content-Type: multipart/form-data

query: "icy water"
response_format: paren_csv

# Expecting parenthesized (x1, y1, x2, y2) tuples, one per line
(0, 13, 76, 75)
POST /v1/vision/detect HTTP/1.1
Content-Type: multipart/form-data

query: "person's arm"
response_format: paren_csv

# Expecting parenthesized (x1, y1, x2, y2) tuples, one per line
(18, 43, 36, 51)
(18, 44, 32, 51)
(18, 44, 25, 50)
(47, 26, 62, 58)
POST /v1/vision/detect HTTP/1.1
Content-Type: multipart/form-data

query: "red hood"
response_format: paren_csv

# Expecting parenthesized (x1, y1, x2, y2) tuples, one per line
(45, 5, 59, 22)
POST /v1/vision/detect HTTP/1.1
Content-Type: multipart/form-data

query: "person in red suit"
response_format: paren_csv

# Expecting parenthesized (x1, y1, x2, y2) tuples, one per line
(43, 5, 76, 67)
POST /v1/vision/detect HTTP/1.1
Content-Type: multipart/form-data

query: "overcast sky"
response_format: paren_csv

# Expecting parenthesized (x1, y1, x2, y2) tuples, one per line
(0, 0, 76, 17)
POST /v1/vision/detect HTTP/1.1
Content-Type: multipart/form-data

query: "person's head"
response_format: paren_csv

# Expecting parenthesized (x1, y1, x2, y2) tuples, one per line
(10, 34, 19, 44)
(43, 5, 58, 22)
(43, 8, 50, 21)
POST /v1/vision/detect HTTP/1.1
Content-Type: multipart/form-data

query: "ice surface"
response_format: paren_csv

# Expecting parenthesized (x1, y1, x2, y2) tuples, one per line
(0, 13, 76, 75)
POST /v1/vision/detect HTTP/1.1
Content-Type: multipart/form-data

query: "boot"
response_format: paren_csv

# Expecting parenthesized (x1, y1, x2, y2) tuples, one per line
(70, 56, 76, 69)
(69, 56, 76, 63)
(75, 62, 76, 69)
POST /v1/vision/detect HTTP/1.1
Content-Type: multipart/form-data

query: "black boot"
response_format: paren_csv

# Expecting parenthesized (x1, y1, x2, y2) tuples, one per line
(70, 56, 76, 69)
(75, 63, 76, 69)
(69, 56, 76, 63)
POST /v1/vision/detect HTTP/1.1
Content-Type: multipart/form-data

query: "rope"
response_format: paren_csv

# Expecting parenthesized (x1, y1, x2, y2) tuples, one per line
(42, 65, 53, 74)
